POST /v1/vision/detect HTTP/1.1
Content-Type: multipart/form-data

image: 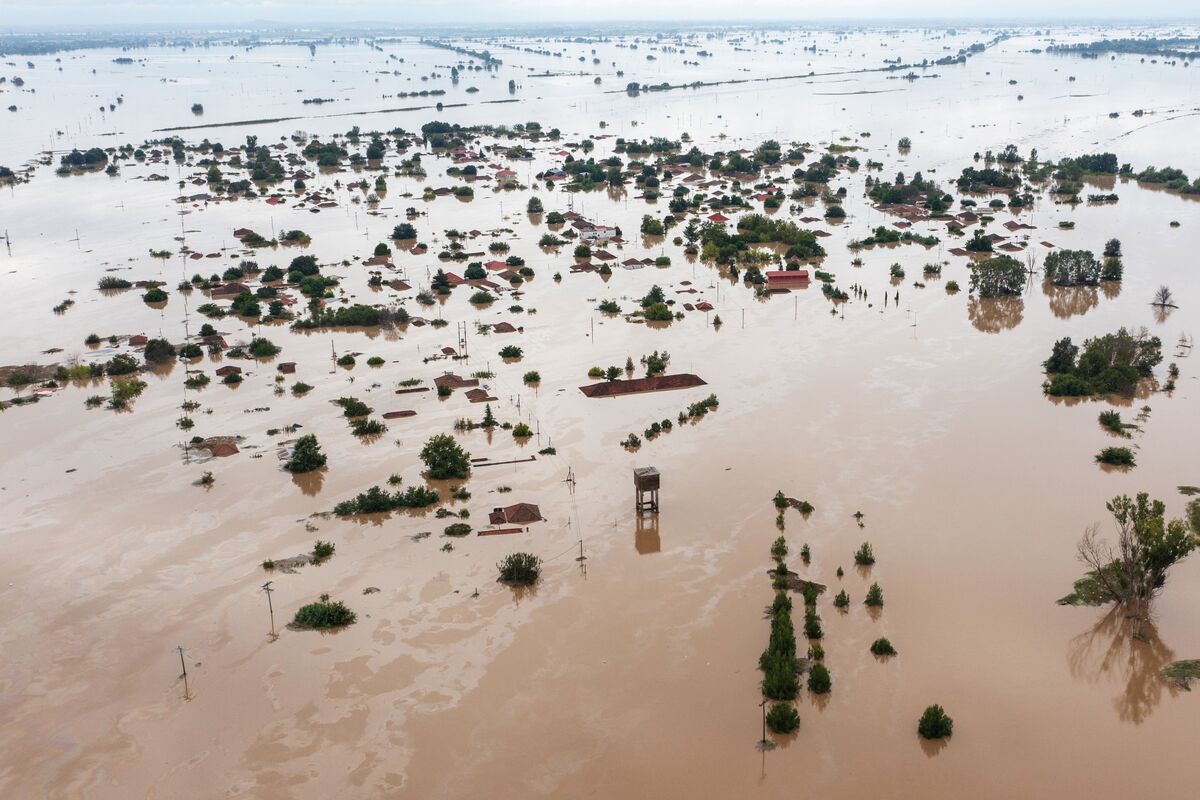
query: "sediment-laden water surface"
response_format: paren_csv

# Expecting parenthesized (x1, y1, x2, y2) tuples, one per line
(1, 24, 1199, 799)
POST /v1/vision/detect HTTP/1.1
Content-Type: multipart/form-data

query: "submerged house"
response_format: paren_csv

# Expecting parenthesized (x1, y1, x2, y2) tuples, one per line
(489, 503, 543, 525)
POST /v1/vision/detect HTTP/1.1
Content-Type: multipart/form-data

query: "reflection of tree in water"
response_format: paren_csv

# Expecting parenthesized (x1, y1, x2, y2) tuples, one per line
(1100, 280, 1121, 301)
(1067, 607, 1179, 724)
(291, 468, 324, 497)
(1153, 305, 1176, 326)
(967, 296, 1024, 333)
(1043, 282, 1099, 319)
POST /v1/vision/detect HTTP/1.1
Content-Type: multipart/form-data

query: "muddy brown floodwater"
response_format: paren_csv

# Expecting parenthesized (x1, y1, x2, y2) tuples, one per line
(1, 25, 1199, 799)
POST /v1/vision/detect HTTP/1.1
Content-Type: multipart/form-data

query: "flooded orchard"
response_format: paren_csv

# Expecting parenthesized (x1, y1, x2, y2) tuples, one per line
(1, 24, 1199, 799)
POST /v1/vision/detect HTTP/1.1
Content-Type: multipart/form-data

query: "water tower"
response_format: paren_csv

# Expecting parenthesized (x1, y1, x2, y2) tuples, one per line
(633, 466, 660, 516)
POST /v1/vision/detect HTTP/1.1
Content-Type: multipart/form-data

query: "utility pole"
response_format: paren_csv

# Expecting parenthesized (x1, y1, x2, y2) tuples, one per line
(262, 581, 277, 640)
(758, 698, 771, 750)
(176, 646, 190, 700)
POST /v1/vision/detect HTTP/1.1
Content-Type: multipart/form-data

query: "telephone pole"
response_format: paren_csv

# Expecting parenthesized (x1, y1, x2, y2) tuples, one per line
(176, 645, 190, 700)
(262, 581, 277, 640)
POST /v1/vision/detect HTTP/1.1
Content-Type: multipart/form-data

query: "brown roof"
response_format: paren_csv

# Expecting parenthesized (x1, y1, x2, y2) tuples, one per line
(766, 270, 810, 284)
(579, 373, 707, 398)
(433, 373, 479, 389)
(489, 503, 542, 525)
(211, 282, 250, 298)
(465, 388, 497, 403)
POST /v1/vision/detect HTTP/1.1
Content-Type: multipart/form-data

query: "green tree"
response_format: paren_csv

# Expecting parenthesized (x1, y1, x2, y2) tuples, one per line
(286, 434, 327, 473)
(1073, 493, 1198, 631)
(497, 552, 541, 585)
(918, 705, 953, 739)
(969, 254, 1025, 297)
(143, 338, 176, 363)
(420, 434, 471, 479)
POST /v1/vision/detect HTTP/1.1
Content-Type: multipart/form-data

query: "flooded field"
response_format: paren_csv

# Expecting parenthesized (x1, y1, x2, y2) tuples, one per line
(2, 24, 1199, 799)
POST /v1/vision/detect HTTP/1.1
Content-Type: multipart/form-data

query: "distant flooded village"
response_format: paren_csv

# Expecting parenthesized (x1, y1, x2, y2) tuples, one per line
(1, 13, 1199, 799)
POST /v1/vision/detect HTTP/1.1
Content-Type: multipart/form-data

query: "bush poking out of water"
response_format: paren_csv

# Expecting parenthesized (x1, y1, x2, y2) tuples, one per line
(807, 662, 832, 694)
(249, 337, 281, 358)
(918, 705, 953, 739)
(335, 396, 371, 417)
(854, 542, 875, 565)
(870, 637, 897, 656)
(1098, 410, 1129, 436)
(312, 540, 335, 560)
(766, 701, 800, 734)
(292, 597, 356, 629)
(497, 552, 541, 585)
(771, 536, 788, 558)
(773, 490, 788, 509)
(803, 607, 824, 639)
(333, 484, 439, 515)
(865, 582, 884, 607)
(286, 434, 327, 473)
(443, 522, 472, 537)
(1096, 447, 1135, 467)
(833, 590, 850, 608)
(420, 433, 471, 479)
(351, 418, 387, 437)
(144, 338, 176, 363)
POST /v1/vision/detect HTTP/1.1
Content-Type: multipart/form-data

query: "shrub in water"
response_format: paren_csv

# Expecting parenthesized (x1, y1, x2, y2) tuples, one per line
(335, 397, 371, 417)
(807, 662, 832, 694)
(286, 434, 327, 473)
(870, 637, 897, 656)
(854, 542, 875, 565)
(766, 701, 800, 734)
(803, 608, 823, 639)
(1095, 447, 1135, 467)
(865, 582, 884, 607)
(497, 552, 541, 585)
(292, 598, 356, 628)
(918, 705, 953, 739)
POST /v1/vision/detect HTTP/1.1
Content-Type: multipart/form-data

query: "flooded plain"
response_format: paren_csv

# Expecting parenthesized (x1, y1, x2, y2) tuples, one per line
(2, 25, 1199, 799)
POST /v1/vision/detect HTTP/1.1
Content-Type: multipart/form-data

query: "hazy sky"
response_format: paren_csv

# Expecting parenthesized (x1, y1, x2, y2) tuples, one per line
(3, 0, 1198, 27)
